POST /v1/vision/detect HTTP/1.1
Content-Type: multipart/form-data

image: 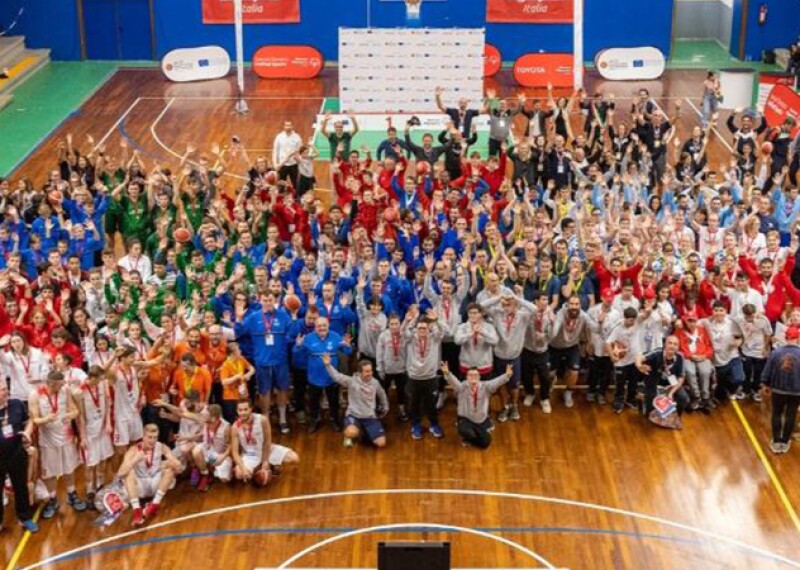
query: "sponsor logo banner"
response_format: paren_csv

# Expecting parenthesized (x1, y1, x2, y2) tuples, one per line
(757, 73, 796, 111)
(253, 45, 323, 79)
(202, 0, 300, 24)
(513, 53, 573, 88)
(487, 0, 573, 23)
(764, 84, 800, 137)
(595, 47, 665, 81)
(484, 44, 501, 77)
(339, 28, 484, 112)
(161, 46, 231, 83)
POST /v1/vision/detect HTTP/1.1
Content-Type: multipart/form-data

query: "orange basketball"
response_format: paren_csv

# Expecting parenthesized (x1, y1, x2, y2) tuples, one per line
(284, 294, 302, 313)
(266, 171, 279, 185)
(174, 227, 191, 243)
(612, 341, 629, 361)
(415, 161, 430, 175)
(383, 208, 399, 223)
(253, 468, 271, 487)
(761, 141, 773, 155)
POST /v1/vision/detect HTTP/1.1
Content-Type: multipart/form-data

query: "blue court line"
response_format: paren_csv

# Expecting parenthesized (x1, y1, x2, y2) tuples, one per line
(47, 525, 791, 566)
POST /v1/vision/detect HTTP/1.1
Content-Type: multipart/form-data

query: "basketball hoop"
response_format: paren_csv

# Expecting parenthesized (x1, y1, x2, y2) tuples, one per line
(405, 0, 422, 21)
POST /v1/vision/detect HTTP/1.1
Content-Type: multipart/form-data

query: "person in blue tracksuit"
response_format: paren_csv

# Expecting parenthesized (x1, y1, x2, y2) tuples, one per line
(314, 281, 357, 335)
(299, 316, 353, 433)
(289, 306, 319, 425)
(233, 291, 293, 435)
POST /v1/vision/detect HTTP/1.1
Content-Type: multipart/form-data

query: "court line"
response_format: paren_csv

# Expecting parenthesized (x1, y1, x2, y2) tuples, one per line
(732, 401, 800, 537)
(148, 98, 249, 182)
(683, 96, 735, 153)
(92, 97, 142, 154)
(4, 504, 43, 570)
(275, 523, 556, 569)
(21, 489, 800, 569)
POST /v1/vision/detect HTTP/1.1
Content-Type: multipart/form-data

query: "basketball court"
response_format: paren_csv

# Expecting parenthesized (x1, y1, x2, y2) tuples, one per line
(2, 0, 800, 569)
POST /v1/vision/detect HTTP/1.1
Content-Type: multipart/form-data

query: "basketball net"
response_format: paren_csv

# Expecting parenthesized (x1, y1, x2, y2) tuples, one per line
(405, 0, 422, 20)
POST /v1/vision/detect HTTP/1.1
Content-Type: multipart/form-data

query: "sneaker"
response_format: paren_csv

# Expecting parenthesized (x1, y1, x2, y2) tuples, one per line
(540, 399, 552, 414)
(19, 519, 39, 533)
(197, 474, 211, 492)
(486, 420, 496, 432)
(597, 394, 607, 406)
(523, 394, 535, 407)
(429, 424, 444, 438)
(497, 406, 510, 423)
(689, 399, 700, 411)
(411, 424, 423, 440)
(586, 392, 596, 403)
(770, 441, 783, 454)
(751, 392, 763, 403)
(436, 392, 446, 410)
(784, 441, 792, 454)
(734, 388, 746, 400)
(296, 410, 307, 425)
(131, 507, 145, 527)
(279, 422, 290, 435)
(143, 502, 160, 521)
(343, 437, 355, 448)
(509, 404, 521, 421)
(613, 400, 624, 414)
(190, 468, 201, 487)
(308, 419, 321, 434)
(67, 492, 87, 512)
(563, 390, 574, 408)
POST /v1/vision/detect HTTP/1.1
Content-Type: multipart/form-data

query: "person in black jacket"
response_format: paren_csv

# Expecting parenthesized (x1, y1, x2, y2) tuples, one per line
(761, 324, 800, 454)
(0, 383, 39, 533)
(404, 122, 451, 166)
(438, 127, 478, 181)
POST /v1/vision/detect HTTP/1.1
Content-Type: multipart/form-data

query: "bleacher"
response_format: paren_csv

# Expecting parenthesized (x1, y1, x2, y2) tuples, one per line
(0, 35, 50, 110)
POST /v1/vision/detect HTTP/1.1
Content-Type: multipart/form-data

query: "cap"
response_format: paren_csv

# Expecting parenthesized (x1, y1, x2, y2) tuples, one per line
(786, 325, 800, 341)
(643, 288, 656, 300)
(601, 290, 615, 302)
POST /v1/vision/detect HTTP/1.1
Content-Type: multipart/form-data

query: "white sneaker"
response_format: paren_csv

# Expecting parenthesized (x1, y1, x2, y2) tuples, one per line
(541, 399, 552, 414)
(523, 394, 535, 407)
(563, 390, 574, 408)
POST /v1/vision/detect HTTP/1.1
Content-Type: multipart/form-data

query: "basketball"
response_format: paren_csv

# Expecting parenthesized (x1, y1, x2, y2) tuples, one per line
(284, 294, 302, 312)
(383, 207, 399, 223)
(174, 227, 192, 243)
(761, 141, 773, 155)
(266, 170, 279, 184)
(611, 341, 629, 361)
(252, 468, 271, 487)
(415, 161, 430, 175)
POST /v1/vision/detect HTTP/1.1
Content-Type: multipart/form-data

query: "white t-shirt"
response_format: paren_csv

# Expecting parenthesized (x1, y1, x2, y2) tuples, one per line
(701, 317, 743, 366)
(736, 315, 773, 358)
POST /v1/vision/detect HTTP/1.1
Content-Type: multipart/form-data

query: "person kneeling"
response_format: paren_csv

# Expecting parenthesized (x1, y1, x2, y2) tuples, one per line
(231, 399, 298, 486)
(634, 335, 691, 428)
(442, 362, 512, 449)
(323, 354, 389, 448)
(117, 423, 181, 527)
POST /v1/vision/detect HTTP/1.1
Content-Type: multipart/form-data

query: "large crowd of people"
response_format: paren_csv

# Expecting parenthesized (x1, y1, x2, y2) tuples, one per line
(1, 78, 800, 536)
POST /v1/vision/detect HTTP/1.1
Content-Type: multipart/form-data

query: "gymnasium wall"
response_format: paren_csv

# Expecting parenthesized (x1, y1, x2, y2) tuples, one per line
(730, 0, 799, 61)
(3, 0, 675, 63)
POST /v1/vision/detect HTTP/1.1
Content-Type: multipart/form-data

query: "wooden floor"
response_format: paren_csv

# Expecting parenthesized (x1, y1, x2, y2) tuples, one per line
(2, 69, 800, 570)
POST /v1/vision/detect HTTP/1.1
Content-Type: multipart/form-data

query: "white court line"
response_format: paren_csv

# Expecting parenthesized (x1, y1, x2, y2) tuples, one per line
(275, 523, 557, 570)
(21, 488, 800, 569)
(148, 98, 249, 182)
(92, 97, 142, 154)
(683, 97, 735, 153)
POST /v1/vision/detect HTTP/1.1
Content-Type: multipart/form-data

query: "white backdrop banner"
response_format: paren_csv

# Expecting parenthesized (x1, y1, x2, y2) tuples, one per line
(339, 27, 485, 113)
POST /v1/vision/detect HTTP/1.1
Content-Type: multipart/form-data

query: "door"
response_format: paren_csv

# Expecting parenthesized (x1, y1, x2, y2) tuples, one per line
(81, 0, 154, 60)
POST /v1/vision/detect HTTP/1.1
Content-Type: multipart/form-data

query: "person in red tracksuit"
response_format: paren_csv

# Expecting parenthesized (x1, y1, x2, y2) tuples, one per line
(739, 253, 800, 323)
(591, 252, 643, 297)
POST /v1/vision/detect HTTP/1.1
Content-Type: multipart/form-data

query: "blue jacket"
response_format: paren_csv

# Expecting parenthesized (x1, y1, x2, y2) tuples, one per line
(300, 331, 352, 387)
(314, 301, 357, 335)
(289, 319, 316, 370)
(761, 345, 800, 394)
(234, 306, 292, 367)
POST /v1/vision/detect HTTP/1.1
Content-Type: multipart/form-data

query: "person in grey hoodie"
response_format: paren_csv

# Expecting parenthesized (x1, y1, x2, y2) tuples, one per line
(376, 314, 409, 422)
(404, 306, 447, 440)
(480, 292, 536, 422)
(454, 304, 498, 377)
(323, 354, 389, 449)
(355, 276, 387, 368)
(442, 361, 512, 448)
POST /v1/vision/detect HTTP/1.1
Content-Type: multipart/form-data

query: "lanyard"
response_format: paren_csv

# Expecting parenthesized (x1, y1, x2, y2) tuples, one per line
(504, 312, 515, 333)
(239, 419, 255, 445)
(42, 387, 58, 414)
(391, 333, 400, 358)
(15, 353, 31, 376)
(418, 337, 429, 358)
(121, 366, 135, 393)
(262, 311, 275, 333)
(139, 443, 155, 470)
(206, 419, 221, 443)
(471, 385, 479, 410)
(84, 382, 101, 409)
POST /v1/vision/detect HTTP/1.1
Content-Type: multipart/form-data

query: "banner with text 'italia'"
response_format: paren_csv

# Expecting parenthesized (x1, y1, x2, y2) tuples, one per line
(202, 0, 300, 23)
(486, 0, 573, 23)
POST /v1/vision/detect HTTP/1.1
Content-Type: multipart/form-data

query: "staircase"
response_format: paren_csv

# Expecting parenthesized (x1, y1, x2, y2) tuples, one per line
(0, 35, 51, 105)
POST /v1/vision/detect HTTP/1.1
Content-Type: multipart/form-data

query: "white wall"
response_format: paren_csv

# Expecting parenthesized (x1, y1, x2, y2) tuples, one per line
(674, 0, 734, 49)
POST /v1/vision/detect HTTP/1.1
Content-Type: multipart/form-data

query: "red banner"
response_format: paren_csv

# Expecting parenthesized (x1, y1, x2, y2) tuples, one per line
(513, 53, 573, 88)
(487, 0, 573, 23)
(202, 0, 300, 24)
(484, 44, 501, 77)
(253, 45, 323, 79)
(764, 84, 800, 137)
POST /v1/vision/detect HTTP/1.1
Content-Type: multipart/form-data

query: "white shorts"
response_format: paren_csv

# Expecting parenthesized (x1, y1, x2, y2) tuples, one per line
(268, 444, 291, 466)
(205, 451, 232, 481)
(40, 442, 82, 480)
(135, 471, 176, 498)
(83, 433, 114, 467)
(114, 416, 143, 447)
(171, 443, 195, 472)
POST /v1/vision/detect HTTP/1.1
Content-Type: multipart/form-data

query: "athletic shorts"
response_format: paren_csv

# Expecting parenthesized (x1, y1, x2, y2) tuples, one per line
(82, 433, 114, 467)
(549, 345, 581, 376)
(344, 415, 386, 443)
(135, 472, 176, 498)
(241, 444, 293, 472)
(256, 363, 291, 394)
(493, 357, 521, 389)
(204, 450, 232, 481)
(114, 416, 143, 447)
(40, 442, 81, 480)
